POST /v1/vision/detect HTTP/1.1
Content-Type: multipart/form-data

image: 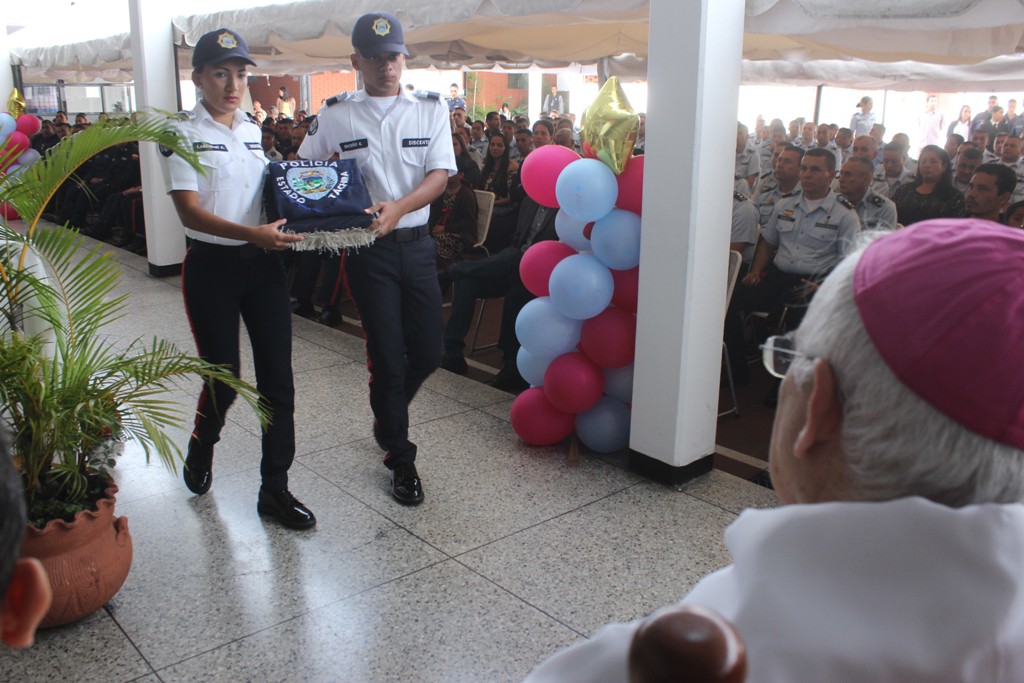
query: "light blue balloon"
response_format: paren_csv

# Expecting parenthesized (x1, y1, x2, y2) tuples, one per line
(554, 159, 618, 222)
(548, 253, 614, 320)
(576, 397, 631, 453)
(0, 114, 15, 140)
(517, 346, 557, 387)
(603, 364, 635, 404)
(17, 148, 40, 167)
(515, 296, 584, 357)
(555, 210, 590, 252)
(591, 209, 642, 270)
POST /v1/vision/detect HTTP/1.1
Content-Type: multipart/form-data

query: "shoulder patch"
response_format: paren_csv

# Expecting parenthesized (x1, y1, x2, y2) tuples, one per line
(414, 90, 441, 101)
(871, 195, 884, 206)
(307, 116, 318, 136)
(733, 191, 748, 202)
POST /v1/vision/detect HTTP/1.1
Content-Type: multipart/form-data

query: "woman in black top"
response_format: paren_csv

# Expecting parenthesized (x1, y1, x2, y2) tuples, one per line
(892, 145, 965, 227)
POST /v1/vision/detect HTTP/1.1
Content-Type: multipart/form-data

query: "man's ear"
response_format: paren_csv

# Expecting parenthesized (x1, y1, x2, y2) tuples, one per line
(793, 358, 843, 460)
(2, 558, 52, 649)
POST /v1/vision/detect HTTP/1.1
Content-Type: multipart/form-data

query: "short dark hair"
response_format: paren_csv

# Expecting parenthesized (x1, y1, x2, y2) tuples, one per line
(960, 147, 985, 162)
(947, 133, 965, 147)
(532, 119, 554, 136)
(779, 143, 805, 158)
(845, 156, 875, 174)
(515, 128, 533, 138)
(974, 163, 1017, 196)
(883, 141, 905, 154)
(805, 147, 836, 173)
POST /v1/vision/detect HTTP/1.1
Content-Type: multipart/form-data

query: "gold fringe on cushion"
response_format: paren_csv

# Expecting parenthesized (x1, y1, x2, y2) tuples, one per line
(287, 228, 377, 253)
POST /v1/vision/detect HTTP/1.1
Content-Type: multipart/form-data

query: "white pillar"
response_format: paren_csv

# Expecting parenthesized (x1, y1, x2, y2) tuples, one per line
(528, 69, 543, 123)
(129, 0, 185, 276)
(629, 0, 745, 482)
(0, 21, 14, 101)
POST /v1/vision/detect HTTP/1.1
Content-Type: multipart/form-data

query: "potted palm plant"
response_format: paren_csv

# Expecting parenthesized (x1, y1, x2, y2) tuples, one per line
(0, 115, 268, 627)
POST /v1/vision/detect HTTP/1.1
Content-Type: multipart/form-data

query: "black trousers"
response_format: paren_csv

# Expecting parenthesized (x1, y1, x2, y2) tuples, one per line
(182, 242, 295, 491)
(343, 226, 443, 469)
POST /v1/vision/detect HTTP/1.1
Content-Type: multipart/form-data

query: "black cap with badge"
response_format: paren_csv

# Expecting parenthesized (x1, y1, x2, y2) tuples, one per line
(351, 13, 409, 57)
(192, 28, 257, 69)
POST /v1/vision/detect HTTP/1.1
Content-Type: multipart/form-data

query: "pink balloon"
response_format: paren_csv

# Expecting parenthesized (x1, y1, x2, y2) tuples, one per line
(3, 132, 30, 157)
(520, 144, 580, 208)
(0, 203, 19, 221)
(520, 240, 577, 297)
(616, 155, 645, 215)
(15, 114, 41, 138)
(580, 307, 637, 369)
(611, 266, 640, 313)
(543, 353, 604, 414)
(510, 388, 575, 446)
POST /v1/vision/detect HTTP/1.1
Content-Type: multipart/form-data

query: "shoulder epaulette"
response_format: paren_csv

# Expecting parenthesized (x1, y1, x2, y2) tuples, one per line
(871, 195, 884, 206)
(733, 191, 748, 202)
(781, 190, 800, 198)
(244, 112, 257, 124)
(413, 90, 441, 101)
(325, 92, 355, 107)
(169, 110, 194, 121)
(838, 195, 855, 210)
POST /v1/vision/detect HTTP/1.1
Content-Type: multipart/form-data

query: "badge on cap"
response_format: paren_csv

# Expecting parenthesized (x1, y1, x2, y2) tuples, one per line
(217, 32, 238, 49)
(372, 17, 391, 36)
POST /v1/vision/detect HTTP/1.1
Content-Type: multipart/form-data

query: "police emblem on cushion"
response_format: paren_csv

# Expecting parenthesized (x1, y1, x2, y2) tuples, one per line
(268, 159, 377, 252)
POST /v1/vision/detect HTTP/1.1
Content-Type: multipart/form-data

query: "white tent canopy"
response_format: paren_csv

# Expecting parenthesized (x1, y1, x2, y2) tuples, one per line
(9, 0, 1024, 84)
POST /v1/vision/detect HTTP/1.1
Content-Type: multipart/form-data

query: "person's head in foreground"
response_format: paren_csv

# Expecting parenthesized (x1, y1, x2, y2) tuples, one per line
(523, 218, 1024, 683)
(1, 428, 52, 648)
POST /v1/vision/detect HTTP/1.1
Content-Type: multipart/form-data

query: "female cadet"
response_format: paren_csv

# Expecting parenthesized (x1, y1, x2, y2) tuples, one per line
(159, 28, 315, 529)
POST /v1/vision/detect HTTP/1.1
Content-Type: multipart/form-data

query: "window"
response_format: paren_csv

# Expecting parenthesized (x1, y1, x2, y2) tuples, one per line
(507, 74, 529, 90)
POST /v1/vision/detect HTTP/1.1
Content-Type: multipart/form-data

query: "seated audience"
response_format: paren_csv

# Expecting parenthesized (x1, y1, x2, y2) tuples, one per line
(965, 163, 1016, 222)
(891, 145, 965, 226)
(429, 157, 479, 269)
(525, 218, 1024, 681)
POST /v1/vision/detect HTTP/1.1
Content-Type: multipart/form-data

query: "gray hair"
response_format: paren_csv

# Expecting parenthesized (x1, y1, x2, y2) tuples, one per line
(794, 237, 1024, 507)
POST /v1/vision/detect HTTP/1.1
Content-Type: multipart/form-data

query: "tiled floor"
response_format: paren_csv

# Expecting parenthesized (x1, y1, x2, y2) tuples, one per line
(1, 239, 779, 683)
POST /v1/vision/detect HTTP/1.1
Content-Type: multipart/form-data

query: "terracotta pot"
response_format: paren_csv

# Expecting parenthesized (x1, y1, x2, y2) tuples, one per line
(20, 483, 133, 628)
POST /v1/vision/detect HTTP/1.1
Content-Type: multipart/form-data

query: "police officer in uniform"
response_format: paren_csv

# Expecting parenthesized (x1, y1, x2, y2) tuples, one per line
(298, 12, 456, 506)
(725, 148, 860, 383)
(839, 156, 898, 231)
(160, 28, 316, 529)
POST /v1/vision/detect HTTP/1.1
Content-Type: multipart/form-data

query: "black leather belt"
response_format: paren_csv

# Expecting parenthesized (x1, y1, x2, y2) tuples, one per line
(379, 224, 430, 243)
(187, 239, 262, 260)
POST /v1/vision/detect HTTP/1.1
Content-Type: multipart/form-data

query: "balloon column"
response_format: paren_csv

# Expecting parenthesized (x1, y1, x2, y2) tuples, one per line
(511, 77, 641, 454)
(0, 89, 44, 221)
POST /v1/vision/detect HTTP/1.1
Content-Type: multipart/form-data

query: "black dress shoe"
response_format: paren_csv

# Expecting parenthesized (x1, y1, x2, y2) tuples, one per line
(257, 488, 317, 529)
(390, 462, 424, 506)
(183, 441, 213, 495)
(440, 353, 468, 375)
(487, 367, 529, 393)
(316, 307, 341, 326)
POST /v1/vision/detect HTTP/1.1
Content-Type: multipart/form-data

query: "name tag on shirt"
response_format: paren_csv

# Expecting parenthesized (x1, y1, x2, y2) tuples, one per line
(245, 142, 262, 151)
(813, 222, 838, 230)
(402, 138, 431, 148)
(193, 142, 228, 152)
(340, 139, 368, 152)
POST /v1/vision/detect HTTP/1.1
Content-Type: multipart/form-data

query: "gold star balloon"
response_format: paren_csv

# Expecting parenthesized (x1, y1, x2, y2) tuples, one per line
(580, 77, 639, 175)
(7, 89, 26, 118)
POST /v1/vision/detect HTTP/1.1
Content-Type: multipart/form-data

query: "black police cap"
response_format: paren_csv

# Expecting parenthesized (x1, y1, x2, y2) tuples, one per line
(192, 28, 257, 69)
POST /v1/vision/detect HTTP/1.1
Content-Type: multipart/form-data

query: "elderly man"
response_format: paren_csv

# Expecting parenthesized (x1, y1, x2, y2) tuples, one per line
(840, 156, 898, 230)
(524, 219, 1024, 681)
(0, 431, 52, 648)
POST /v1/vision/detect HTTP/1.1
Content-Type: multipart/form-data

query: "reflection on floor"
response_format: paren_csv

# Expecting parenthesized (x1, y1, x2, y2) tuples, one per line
(1, 238, 778, 683)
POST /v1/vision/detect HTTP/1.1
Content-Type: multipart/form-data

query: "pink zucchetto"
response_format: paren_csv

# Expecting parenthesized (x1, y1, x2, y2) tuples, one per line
(853, 218, 1024, 450)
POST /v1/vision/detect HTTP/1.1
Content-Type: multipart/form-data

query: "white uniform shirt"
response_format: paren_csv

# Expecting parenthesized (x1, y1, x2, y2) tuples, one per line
(298, 88, 456, 231)
(844, 188, 898, 231)
(523, 497, 1024, 683)
(762, 190, 860, 276)
(871, 165, 914, 199)
(159, 101, 267, 246)
(731, 192, 758, 264)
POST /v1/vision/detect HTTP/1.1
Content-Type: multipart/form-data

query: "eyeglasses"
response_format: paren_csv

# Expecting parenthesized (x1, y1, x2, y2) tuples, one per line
(760, 332, 807, 379)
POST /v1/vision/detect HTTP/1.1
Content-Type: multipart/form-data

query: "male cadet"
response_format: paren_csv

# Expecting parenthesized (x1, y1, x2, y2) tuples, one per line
(725, 147, 860, 382)
(298, 12, 456, 506)
(731, 189, 758, 267)
(871, 141, 915, 198)
(446, 83, 466, 112)
(758, 122, 788, 175)
(966, 163, 1016, 222)
(999, 134, 1024, 203)
(451, 106, 470, 132)
(752, 144, 803, 229)
(852, 134, 880, 168)
(840, 156, 898, 230)
(954, 146, 985, 194)
(735, 123, 761, 194)
(0, 431, 52, 648)
(832, 127, 853, 172)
